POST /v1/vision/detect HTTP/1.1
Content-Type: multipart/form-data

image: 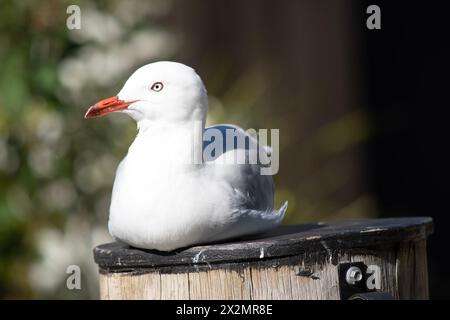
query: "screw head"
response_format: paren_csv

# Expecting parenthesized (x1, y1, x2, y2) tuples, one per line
(346, 266, 363, 285)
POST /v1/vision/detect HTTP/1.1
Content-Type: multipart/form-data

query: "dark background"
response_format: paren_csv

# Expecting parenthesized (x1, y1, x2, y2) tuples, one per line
(361, 1, 449, 299)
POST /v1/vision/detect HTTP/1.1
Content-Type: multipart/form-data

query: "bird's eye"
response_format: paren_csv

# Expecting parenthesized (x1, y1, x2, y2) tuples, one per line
(150, 82, 164, 92)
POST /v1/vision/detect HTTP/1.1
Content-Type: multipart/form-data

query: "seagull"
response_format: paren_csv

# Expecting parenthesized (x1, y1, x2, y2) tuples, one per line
(85, 61, 287, 251)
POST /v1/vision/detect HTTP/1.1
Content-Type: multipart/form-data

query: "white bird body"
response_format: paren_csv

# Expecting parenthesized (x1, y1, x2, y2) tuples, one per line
(85, 61, 287, 251)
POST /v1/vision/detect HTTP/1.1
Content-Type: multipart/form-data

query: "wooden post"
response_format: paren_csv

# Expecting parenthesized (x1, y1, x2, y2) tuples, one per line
(93, 217, 433, 300)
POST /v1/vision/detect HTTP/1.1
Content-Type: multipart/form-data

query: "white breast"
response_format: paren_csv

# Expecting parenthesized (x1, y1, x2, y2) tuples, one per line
(107, 127, 234, 250)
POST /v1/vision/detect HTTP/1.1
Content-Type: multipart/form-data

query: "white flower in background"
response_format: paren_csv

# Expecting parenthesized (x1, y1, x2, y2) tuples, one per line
(38, 179, 78, 212)
(75, 152, 118, 194)
(59, 30, 177, 96)
(36, 112, 64, 146)
(28, 144, 55, 178)
(29, 217, 111, 297)
(68, 8, 124, 45)
(58, 4, 178, 104)
(113, 0, 173, 27)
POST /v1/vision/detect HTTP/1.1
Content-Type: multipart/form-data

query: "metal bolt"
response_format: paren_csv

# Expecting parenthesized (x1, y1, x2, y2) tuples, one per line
(346, 266, 363, 285)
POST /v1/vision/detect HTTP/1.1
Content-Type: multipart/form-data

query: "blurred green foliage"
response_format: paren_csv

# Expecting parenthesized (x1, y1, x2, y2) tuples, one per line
(0, 1, 64, 298)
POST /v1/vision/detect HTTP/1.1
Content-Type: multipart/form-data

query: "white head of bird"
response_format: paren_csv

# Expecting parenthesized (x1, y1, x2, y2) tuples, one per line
(85, 61, 208, 129)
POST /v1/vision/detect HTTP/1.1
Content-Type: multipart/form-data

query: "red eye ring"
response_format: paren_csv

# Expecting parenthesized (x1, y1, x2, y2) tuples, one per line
(150, 82, 164, 92)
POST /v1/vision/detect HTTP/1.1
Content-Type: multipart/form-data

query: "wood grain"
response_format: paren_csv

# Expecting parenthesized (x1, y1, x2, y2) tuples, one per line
(95, 218, 433, 300)
(98, 239, 430, 300)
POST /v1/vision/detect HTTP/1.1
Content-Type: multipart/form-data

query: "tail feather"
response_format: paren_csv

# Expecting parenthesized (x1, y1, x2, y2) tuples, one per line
(206, 201, 288, 243)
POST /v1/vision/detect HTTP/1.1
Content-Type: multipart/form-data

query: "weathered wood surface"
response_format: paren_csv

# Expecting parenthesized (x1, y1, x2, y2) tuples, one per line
(94, 217, 433, 300)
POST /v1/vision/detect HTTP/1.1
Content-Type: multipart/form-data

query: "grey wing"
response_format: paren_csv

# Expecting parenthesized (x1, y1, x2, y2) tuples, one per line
(234, 159, 274, 211)
(204, 123, 273, 210)
(202, 124, 288, 242)
(218, 161, 287, 241)
(203, 124, 270, 162)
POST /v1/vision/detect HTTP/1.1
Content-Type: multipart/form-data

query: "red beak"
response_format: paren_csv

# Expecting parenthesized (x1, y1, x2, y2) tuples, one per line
(84, 96, 134, 119)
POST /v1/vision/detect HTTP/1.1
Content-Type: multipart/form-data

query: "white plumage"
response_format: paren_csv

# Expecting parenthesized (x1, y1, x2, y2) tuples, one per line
(85, 61, 287, 251)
